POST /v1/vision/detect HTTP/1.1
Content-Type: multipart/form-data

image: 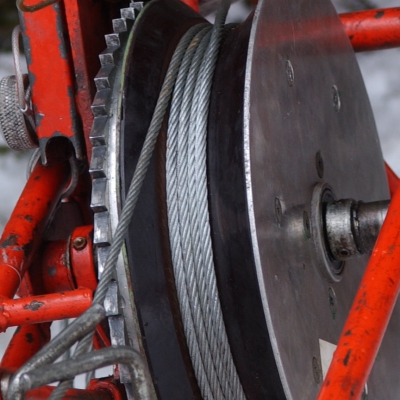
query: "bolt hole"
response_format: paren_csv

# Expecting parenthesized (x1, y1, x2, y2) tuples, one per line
(339, 249, 350, 257)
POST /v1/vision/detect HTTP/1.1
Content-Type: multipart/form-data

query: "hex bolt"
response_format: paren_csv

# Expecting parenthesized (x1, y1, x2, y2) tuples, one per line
(303, 210, 311, 238)
(316, 151, 324, 179)
(286, 59, 294, 87)
(275, 197, 282, 226)
(312, 356, 323, 384)
(72, 236, 87, 251)
(332, 85, 341, 112)
(328, 287, 337, 320)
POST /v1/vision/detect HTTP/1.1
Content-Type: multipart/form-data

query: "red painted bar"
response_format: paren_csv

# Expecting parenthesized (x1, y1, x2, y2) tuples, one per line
(317, 183, 400, 399)
(340, 7, 400, 52)
(0, 289, 92, 332)
(0, 161, 69, 299)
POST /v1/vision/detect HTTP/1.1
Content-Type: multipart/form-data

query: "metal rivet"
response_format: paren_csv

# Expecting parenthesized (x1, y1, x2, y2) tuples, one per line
(316, 151, 324, 179)
(72, 236, 87, 251)
(328, 287, 337, 320)
(312, 356, 322, 384)
(303, 210, 311, 238)
(275, 197, 282, 226)
(286, 59, 294, 87)
(332, 85, 341, 112)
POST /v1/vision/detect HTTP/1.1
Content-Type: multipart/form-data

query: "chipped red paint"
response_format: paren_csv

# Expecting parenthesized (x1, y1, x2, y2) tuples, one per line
(41, 240, 76, 293)
(317, 183, 400, 399)
(0, 161, 69, 299)
(340, 7, 400, 52)
(70, 225, 97, 291)
(20, 3, 82, 163)
(0, 324, 51, 372)
(0, 289, 92, 332)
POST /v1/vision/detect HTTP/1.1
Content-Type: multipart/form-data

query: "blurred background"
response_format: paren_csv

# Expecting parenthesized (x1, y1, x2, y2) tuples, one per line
(0, 0, 399, 387)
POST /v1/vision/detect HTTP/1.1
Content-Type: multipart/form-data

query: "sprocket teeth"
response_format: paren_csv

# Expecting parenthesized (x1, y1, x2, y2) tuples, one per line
(99, 46, 120, 66)
(90, 116, 108, 146)
(105, 33, 121, 47)
(95, 65, 115, 91)
(91, 177, 109, 212)
(93, 211, 112, 246)
(91, 88, 111, 116)
(121, 7, 136, 20)
(89, 145, 108, 178)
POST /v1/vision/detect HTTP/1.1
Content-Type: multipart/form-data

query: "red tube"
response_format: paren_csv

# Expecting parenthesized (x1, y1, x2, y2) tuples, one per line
(0, 289, 92, 332)
(317, 183, 400, 399)
(0, 161, 69, 299)
(340, 8, 400, 52)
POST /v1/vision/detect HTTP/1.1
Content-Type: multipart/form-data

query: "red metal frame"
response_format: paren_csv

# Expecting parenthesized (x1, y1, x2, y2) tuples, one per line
(3, 1, 400, 398)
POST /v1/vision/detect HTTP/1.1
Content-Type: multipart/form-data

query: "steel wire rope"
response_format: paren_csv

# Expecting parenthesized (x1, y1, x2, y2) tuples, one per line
(166, 3, 245, 399)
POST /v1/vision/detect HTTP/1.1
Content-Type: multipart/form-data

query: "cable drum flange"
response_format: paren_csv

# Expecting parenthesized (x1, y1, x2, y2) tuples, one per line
(0, 75, 37, 150)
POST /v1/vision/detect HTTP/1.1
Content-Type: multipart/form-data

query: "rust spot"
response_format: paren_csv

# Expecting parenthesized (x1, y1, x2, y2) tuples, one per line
(25, 333, 34, 343)
(344, 329, 352, 336)
(343, 349, 352, 366)
(23, 300, 45, 311)
(24, 215, 33, 222)
(48, 266, 57, 277)
(0, 234, 20, 248)
(375, 10, 385, 19)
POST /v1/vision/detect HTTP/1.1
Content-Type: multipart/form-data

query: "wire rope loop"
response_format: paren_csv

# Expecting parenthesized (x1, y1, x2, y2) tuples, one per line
(17, 0, 59, 12)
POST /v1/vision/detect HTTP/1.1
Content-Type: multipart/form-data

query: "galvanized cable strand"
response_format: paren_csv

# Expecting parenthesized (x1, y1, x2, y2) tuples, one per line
(166, 0, 246, 398)
(46, 22, 210, 400)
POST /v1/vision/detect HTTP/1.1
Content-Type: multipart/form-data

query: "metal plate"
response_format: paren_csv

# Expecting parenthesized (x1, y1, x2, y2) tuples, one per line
(244, 0, 400, 398)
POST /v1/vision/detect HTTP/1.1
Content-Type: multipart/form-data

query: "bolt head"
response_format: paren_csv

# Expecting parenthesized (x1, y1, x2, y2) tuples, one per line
(72, 236, 87, 251)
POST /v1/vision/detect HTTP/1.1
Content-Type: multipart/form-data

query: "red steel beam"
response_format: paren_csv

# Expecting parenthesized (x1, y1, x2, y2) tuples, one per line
(317, 182, 400, 399)
(340, 7, 400, 52)
(20, 2, 83, 163)
(0, 161, 69, 299)
(0, 289, 92, 332)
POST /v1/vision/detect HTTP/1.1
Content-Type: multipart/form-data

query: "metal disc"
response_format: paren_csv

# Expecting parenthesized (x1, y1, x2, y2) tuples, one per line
(244, 0, 400, 398)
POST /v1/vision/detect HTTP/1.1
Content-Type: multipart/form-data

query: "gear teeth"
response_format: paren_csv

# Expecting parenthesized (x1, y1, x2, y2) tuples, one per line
(89, 145, 108, 178)
(121, 7, 136, 20)
(94, 211, 112, 246)
(91, 89, 111, 116)
(95, 65, 115, 91)
(112, 18, 129, 33)
(99, 45, 121, 66)
(90, 116, 108, 146)
(96, 246, 110, 278)
(88, 5, 144, 383)
(91, 177, 109, 212)
(105, 33, 121, 47)
(131, 2, 143, 12)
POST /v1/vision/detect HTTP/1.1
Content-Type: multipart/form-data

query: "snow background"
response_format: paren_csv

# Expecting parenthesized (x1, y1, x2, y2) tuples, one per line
(0, 0, 399, 388)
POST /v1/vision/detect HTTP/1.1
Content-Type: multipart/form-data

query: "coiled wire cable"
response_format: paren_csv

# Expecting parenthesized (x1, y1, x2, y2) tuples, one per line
(166, 2, 245, 398)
